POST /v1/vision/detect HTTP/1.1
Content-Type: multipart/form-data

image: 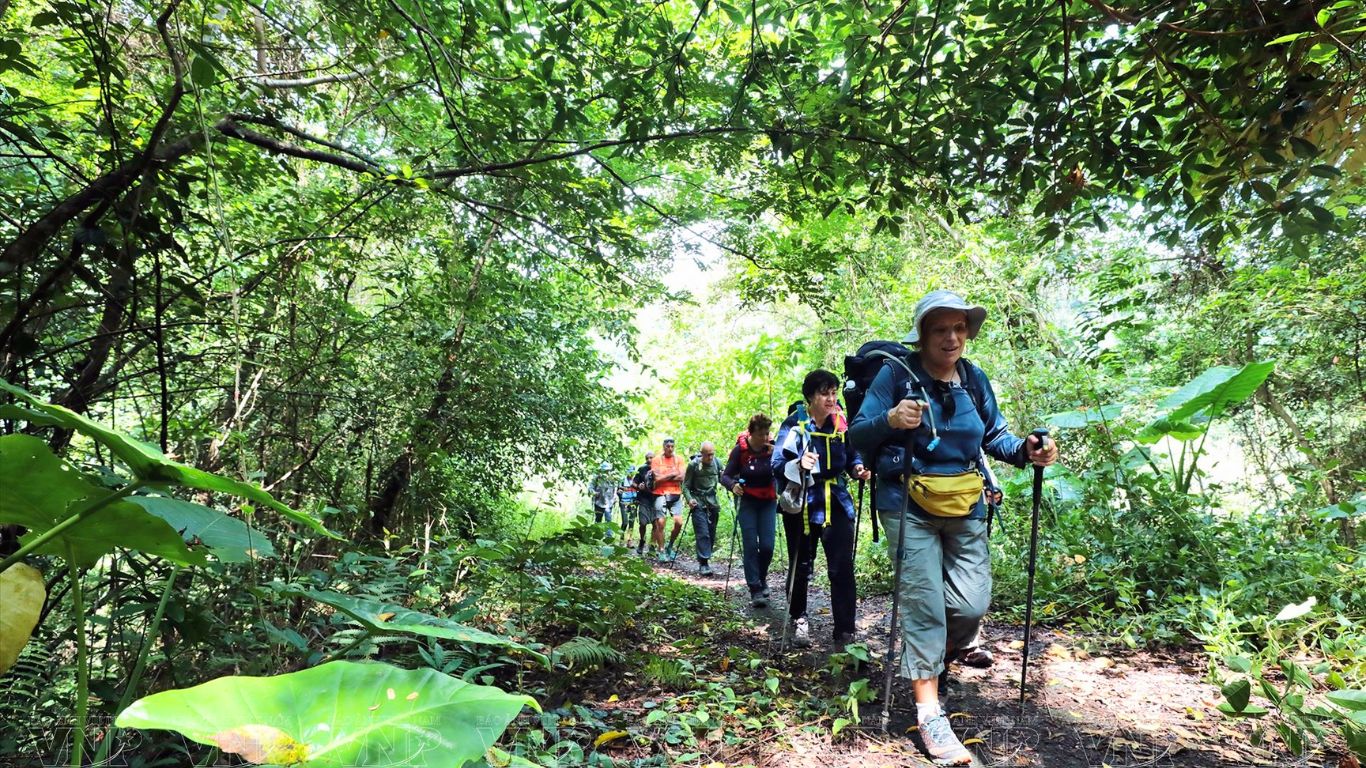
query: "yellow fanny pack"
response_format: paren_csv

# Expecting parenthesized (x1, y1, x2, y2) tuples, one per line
(908, 471, 984, 517)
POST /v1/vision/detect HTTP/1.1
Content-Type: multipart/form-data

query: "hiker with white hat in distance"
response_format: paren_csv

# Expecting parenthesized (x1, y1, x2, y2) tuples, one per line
(849, 289, 1059, 766)
(590, 461, 618, 525)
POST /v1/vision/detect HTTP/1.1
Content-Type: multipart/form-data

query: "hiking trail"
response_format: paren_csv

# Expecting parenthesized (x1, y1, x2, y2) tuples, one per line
(587, 550, 1331, 768)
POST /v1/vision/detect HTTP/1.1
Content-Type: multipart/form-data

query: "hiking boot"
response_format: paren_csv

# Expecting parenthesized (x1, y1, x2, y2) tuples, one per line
(917, 713, 972, 766)
(760, 587, 772, 601)
(834, 631, 858, 647)
(792, 618, 811, 647)
(750, 590, 769, 609)
(960, 647, 994, 668)
(699, 563, 713, 576)
(664, 545, 676, 562)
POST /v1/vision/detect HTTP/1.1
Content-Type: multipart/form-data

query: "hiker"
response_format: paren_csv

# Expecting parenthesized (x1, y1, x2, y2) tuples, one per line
(618, 472, 639, 546)
(720, 413, 778, 608)
(650, 438, 687, 561)
(683, 441, 724, 576)
(590, 462, 618, 524)
(630, 452, 655, 554)
(849, 289, 1058, 766)
(773, 370, 872, 648)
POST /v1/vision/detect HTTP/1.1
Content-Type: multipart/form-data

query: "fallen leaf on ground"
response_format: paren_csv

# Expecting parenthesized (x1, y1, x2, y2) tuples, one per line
(1171, 725, 1200, 740)
(593, 730, 628, 748)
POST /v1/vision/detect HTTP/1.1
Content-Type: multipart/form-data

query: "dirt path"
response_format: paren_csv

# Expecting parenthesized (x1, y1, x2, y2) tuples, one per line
(643, 554, 1329, 768)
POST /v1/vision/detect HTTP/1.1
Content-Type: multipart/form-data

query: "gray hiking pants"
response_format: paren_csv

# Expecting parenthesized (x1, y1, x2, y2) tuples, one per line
(878, 511, 991, 680)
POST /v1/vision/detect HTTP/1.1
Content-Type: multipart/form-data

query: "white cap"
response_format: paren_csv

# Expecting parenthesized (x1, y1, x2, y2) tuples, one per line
(903, 290, 987, 344)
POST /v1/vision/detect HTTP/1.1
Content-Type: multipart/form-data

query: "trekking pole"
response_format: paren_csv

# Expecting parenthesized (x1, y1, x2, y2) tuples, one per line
(778, 466, 809, 653)
(852, 478, 865, 563)
(880, 446, 915, 732)
(1018, 428, 1049, 709)
(674, 499, 696, 566)
(722, 480, 744, 595)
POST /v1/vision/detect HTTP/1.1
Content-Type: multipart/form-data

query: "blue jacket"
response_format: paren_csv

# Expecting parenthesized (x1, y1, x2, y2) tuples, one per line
(848, 355, 1027, 520)
(772, 410, 865, 525)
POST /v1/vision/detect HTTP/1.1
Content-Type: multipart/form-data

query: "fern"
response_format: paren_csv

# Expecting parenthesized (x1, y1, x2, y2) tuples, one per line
(552, 636, 623, 671)
(0, 639, 63, 759)
(643, 657, 694, 689)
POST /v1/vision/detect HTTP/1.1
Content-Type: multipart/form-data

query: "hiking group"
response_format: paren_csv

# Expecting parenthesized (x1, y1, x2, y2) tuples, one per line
(595, 290, 1059, 765)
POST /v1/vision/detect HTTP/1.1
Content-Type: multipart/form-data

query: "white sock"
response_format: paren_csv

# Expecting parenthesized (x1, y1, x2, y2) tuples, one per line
(917, 701, 942, 723)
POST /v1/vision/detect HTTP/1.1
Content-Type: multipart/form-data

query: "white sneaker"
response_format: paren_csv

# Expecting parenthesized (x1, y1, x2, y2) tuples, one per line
(793, 617, 811, 647)
(918, 713, 972, 765)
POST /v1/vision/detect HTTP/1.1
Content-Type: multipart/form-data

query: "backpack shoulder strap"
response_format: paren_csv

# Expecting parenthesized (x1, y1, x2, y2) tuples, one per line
(957, 358, 988, 422)
(867, 349, 917, 384)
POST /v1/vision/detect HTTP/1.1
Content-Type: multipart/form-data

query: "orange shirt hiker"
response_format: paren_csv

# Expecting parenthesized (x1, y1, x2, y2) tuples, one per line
(650, 452, 685, 497)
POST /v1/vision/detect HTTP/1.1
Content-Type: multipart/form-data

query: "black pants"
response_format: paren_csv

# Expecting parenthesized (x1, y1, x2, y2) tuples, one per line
(783, 509, 857, 637)
(692, 503, 720, 560)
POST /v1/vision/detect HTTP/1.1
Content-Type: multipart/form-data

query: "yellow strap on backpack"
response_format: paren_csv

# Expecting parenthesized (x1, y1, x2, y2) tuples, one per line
(908, 471, 984, 517)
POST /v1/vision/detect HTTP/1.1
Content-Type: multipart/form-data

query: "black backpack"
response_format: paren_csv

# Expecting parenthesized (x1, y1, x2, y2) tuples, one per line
(635, 463, 656, 494)
(842, 340, 915, 425)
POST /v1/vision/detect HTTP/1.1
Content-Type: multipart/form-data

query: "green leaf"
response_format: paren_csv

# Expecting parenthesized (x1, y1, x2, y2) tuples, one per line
(1217, 700, 1268, 717)
(1162, 361, 1275, 421)
(1223, 655, 1253, 674)
(276, 586, 548, 666)
(1328, 690, 1366, 712)
(1278, 658, 1313, 688)
(1136, 415, 1205, 444)
(1222, 679, 1251, 712)
(1047, 404, 1123, 429)
(0, 380, 334, 537)
(190, 55, 216, 87)
(1289, 137, 1318, 159)
(116, 661, 539, 767)
(130, 496, 276, 563)
(1266, 31, 1311, 45)
(0, 435, 204, 568)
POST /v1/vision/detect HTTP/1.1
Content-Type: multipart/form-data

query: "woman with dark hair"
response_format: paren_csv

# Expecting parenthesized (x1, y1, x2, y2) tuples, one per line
(772, 369, 870, 647)
(721, 413, 778, 607)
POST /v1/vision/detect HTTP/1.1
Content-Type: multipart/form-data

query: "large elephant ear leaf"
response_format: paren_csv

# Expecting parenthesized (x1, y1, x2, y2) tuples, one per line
(0, 379, 336, 538)
(1159, 361, 1275, 421)
(115, 661, 539, 768)
(0, 435, 205, 568)
(277, 586, 548, 666)
(131, 496, 276, 562)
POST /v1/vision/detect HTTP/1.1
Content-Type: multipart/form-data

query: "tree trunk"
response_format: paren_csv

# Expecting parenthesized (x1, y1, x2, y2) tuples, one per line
(366, 247, 488, 536)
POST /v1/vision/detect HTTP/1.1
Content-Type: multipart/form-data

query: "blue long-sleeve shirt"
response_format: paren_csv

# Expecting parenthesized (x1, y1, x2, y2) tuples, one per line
(848, 355, 1027, 520)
